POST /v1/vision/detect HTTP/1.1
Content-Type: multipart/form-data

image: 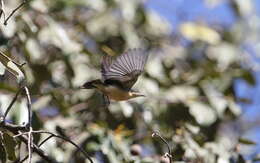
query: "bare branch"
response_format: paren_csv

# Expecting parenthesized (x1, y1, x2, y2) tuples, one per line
(23, 87, 32, 127)
(0, 10, 3, 19)
(0, 0, 27, 25)
(0, 122, 57, 163)
(16, 135, 54, 163)
(3, 88, 22, 122)
(19, 134, 58, 163)
(23, 86, 33, 163)
(152, 131, 173, 163)
(12, 130, 94, 163)
(39, 135, 54, 146)
(32, 131, 94, 163)
(0, 0, 6, 20)
(4, 0, 27, 25)
(0, 120, 27, 131)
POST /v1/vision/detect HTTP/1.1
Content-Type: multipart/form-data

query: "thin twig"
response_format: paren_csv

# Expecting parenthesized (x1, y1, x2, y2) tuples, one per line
(19, 134, 57, 163)
(4, 0, 27, 25)
(152, 131, 173, 163)
(23, 86, 33, 163)
(0, 0, 6, 20)
(13, 131, 27, 138)
(0, 51, 26, 68)
(23, 87, 32, 127)
(24, 87, 32, 145)
(0, 121, 27, 131)
(3, 88, 22, 122)
(39, 135, 54, 146)
(14, 130, 34, 163)
(34, 131, 93, 163)
(14, 130, 94, 163)
(19, 135, 54, 163)
(27, 127, 33, 163)
(0, 10, 3, 19)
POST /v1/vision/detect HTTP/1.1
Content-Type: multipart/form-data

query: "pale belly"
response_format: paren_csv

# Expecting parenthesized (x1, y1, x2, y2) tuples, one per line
(103, 86, 132, 101)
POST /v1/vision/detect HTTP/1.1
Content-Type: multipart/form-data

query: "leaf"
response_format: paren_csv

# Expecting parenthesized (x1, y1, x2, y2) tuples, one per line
(0, 61, 5, 75)
(188, 101, 217, 126)
(205, 0, 224, 7)
(202, 83, 227, 117)
(32, 112, 43, 144)
(0, 138, 7, 163)
(38, 18, 82, 54)
(0, 51, 25, 84)
(228, 100, 242, 116)
(2, 133, 17, 161)
(241, 70, 255, 86)
(253, 156, 260, 162)
(180, 22, 220, 44)
(238, 137, 256, 145)
(165, 85, 199, 104)
(238, 154, 246, 163)
(206, 43, 238, 70)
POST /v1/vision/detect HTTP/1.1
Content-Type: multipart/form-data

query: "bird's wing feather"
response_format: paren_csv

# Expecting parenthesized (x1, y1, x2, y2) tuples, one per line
(101, 49, 148, 90)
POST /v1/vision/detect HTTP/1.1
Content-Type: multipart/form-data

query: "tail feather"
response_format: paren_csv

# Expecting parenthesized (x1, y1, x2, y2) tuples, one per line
(82, 79, 103, 89)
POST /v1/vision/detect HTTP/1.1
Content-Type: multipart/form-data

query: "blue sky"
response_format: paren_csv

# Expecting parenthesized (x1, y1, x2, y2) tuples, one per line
(146, 0, 236, 28)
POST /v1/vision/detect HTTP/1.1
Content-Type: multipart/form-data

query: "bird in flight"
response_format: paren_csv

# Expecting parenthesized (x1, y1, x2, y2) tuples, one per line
(82, 48, 148, 105)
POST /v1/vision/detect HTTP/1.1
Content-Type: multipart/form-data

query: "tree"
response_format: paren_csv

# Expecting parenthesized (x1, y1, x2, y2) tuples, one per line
(0, 0, 257, 162)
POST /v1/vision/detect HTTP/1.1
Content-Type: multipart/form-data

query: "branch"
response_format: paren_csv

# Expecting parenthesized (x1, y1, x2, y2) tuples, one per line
(0, 0, 27, 25)
(19, 135, 54, 163)
(24, 87, 32, 127)
(20, 86, 33, 163)
(0, 86, 55, 163)
(35, 131, 93, 163)
(3, 88, 22, 121)
(14, 130, 94, 163)
(152, 131, 173, 163)
(19, 134, 57, 163)
(0, 120, 27, 131)
(0, 121, 94, 163)
(0, 0, 6, 21)
(0, 121, 57, 163)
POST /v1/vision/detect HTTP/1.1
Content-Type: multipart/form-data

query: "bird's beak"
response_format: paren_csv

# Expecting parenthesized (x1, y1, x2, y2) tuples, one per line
(132, 92, 145, 97)
(79, 86, 86, 89)
(139, 93, 145, 97)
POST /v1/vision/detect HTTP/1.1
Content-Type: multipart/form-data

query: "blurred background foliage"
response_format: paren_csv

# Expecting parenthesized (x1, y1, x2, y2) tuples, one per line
(0, 0, 259, 162)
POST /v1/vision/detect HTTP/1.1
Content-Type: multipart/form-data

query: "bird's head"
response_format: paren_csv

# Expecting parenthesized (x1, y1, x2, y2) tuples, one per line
(129, 91, 145, 98)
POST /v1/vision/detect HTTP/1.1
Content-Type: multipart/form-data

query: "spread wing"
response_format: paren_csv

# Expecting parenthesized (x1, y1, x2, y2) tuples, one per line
(101, 48, 148, 90)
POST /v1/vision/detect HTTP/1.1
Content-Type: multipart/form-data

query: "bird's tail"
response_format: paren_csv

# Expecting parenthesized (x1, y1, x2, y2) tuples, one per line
(82, 79, 103, 89)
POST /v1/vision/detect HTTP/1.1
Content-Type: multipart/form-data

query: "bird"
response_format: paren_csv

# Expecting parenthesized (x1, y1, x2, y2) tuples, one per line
(82, 48, 148, 105)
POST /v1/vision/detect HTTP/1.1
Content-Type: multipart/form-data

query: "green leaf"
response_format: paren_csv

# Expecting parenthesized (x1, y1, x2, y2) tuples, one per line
(0, 51, 25, 84)
(0, 138, 7, 163)
(242, 70, 255, 86)
(238, 137, 256, 145)
(238, 154, 246, 163)
(253, 156, 260, 162)
(2, 133, 17, 161)
(32, 112, 43, 144)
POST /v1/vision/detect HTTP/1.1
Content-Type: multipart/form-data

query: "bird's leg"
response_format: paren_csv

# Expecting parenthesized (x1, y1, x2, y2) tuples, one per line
(102, 94, 110, 108)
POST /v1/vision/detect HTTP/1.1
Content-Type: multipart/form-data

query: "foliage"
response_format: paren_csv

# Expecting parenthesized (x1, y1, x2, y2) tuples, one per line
(0, 0, 258, 162)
